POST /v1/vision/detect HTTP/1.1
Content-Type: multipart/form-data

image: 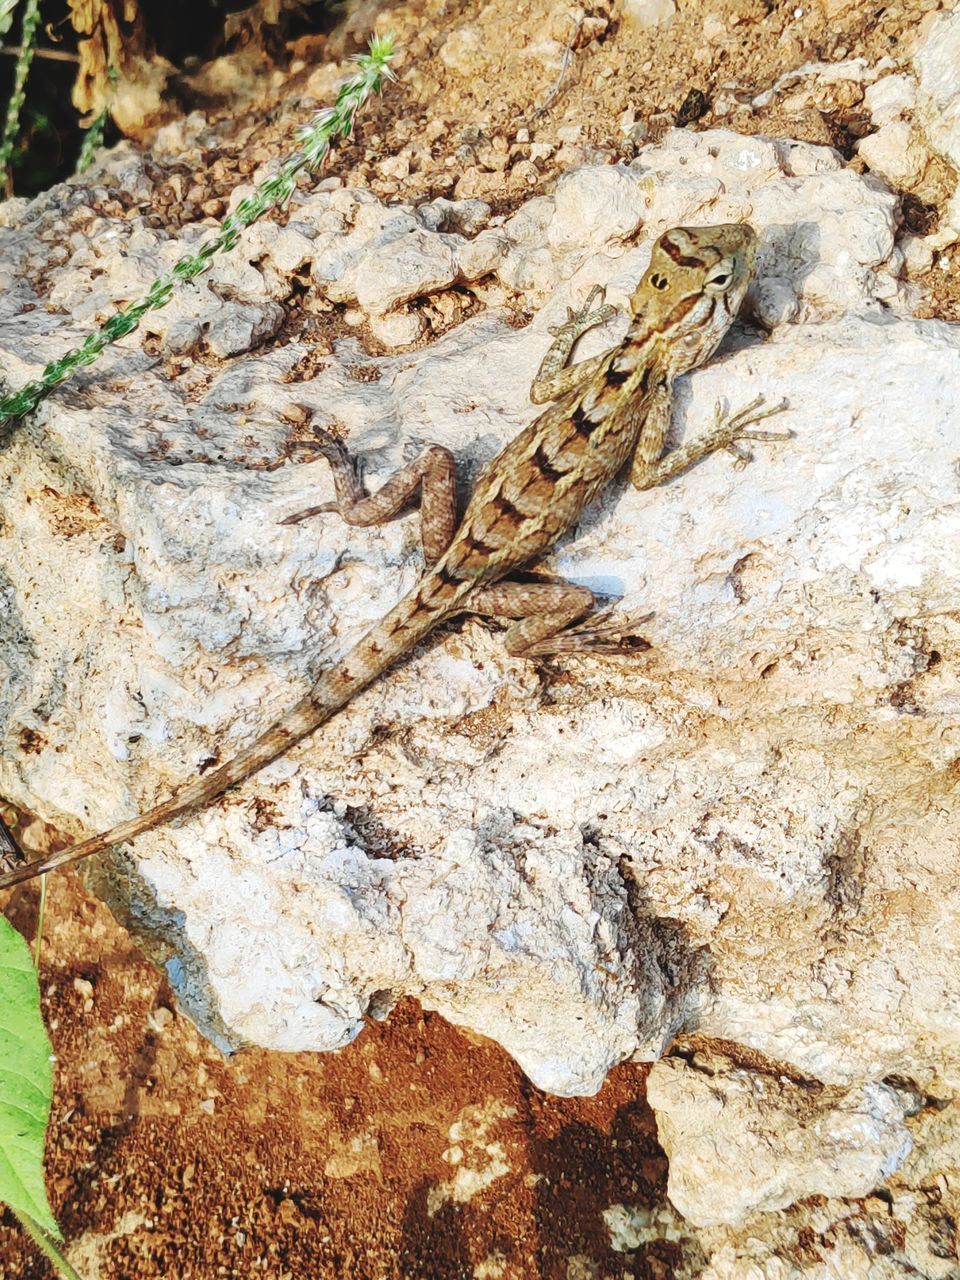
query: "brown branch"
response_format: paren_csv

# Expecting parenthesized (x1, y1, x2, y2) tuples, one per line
(0, 41, 79, 62)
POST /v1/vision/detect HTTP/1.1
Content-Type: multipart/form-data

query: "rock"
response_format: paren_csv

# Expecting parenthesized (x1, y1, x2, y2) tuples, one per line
(206, 301, 286, 358)
(901, 233, 935, 275)
(751, 56, 895, 112)
(548, 164, 646, 252)
(439, 27, 485, 76)
(702, 13, 725, 43)
(863, 73, 916, 126)
(911, 9, 960, 171)
(368, 309, 425, 347)
(856, 120, 929, 188)
(351, 226, 461, 312)
(646, 1052, 913, 1226)
(621, 0, 676, 29)
(911, 9, 960, 245)
(606, 1101, 960, 1276)
(0, 130, 958, 1107)
(417, 198, 492, 236)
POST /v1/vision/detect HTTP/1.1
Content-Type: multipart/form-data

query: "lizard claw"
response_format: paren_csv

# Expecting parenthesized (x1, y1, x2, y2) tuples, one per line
(548, 287, 617, 339)
(278, 501, 339, 525)
(711, 396, 792, 468)
(527, 605, 654, 657)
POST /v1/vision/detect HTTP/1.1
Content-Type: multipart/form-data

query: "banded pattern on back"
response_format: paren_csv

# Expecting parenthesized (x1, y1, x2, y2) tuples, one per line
(444, 222, 757, 582)
(0, 221, 763, 892)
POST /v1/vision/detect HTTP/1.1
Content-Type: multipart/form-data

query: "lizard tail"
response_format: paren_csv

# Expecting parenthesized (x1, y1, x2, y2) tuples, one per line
(0, 573, 471, 889)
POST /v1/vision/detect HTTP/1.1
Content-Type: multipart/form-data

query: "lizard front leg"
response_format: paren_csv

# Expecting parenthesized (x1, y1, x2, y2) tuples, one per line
(470, 580, 651, 657)
(530, 285, 619, 404)
(281, 431, 458, 564)
(631, 392, 790, 491)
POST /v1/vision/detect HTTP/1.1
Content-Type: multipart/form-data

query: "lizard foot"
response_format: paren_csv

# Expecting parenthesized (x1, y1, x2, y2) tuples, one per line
(279, 428, 363, 525)
(525, 605, 654, 657)
(548, 285, 618, 342)
(709, 395, 792, 468)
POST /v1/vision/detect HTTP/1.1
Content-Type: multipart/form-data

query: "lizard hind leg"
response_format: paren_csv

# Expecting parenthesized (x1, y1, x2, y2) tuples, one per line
(470, 580, 652, 657)
(281, 429, 458, 564)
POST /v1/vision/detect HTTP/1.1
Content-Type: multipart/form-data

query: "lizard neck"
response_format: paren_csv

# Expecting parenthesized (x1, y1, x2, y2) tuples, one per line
(612, 321, 670, 393)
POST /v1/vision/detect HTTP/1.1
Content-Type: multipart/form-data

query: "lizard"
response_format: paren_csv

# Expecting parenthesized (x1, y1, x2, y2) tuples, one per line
(0, 222, 788, 891)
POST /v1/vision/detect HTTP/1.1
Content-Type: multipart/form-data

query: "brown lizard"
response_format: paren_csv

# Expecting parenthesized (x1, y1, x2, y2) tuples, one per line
(0, 223, 787, 890)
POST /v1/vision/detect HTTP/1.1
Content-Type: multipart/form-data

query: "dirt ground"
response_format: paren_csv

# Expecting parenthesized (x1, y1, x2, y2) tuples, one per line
(1, 0, 956, 1275)
(1, 872, 672, 1280)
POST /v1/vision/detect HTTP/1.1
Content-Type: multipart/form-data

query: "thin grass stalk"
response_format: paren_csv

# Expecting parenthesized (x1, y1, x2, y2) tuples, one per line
(0, 32, 396, 436)
(0, 0, 40, 182)
(75, 64, 117, 175)
(32, 870, 46, 967)
(12, 1210, 83, 1280)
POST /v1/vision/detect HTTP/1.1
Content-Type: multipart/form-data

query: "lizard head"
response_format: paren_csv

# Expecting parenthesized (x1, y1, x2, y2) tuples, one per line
(630, 223, 758, 377)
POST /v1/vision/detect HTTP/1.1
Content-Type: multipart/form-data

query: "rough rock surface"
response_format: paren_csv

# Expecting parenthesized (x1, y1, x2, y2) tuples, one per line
(0, 124, 957, 1100)
(646, 1051, 914, 1225)
(1, 121, 959, 1151)
(606, 1090, 960, 1278)
(606, 1095, 960, 1277)
(910, 7, 960, 247)
(854, 7, 960, 252)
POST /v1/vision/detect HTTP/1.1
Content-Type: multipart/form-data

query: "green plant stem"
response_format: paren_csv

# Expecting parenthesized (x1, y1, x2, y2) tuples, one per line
(76, 107, 108, 175)
(76, 65, 117, 175)
(12, 1209, 82, 1280)
(32, 871, 46, 967)
(0, 32, 396, 437)
(0, 0, 40, 181)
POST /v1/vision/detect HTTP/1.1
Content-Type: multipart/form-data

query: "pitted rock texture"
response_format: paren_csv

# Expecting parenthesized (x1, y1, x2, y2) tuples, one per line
(1, 128, 958, 1126)
(646, 1051, 914, 1226)
(606, 1087, 960, 1278)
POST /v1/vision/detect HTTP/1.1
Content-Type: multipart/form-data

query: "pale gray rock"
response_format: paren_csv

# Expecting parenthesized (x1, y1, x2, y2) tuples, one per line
(646, 1052, 913, 1226)
(911, 8, 960, 245)
(863, 73, 916, 126)
(856, 119, 928, 189)
(849, 10, 960, 251)
(606, 1099, 959, 1275)
(205, 300, 286, 358)
(548, 164, 646, 252)
(0, 130, 958, 1116)
(621, 0, 676, 28)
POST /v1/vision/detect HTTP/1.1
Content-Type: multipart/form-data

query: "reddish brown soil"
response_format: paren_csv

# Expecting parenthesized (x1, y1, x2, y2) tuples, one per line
(1, 873, 670, 1280)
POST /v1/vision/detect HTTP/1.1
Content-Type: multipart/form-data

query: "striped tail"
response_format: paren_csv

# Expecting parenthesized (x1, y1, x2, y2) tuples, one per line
(0, 573, 471, 889)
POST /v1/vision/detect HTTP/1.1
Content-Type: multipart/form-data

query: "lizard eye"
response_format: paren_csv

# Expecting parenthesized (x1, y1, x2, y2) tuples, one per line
(649, 272, 670, 291)
(705, 263, 735, 292)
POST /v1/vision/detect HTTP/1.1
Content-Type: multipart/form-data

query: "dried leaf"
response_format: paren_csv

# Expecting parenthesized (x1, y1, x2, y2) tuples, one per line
(67, 0, 176, 136)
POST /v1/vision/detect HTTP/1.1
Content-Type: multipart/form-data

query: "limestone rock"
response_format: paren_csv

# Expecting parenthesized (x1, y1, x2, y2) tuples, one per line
(0, 131, 958, 1110)
(856, 120, 929, 189)
(911, 8, 960, 245)
(621, 0, 676, 29)
(646, 1052, 913, 1226)
(606, 1101, 960, 1276)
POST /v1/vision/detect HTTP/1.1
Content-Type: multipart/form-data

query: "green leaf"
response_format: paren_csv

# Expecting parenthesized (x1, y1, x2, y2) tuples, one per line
(0, 915, 60, 1239)
(0, 1, 20, 39)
